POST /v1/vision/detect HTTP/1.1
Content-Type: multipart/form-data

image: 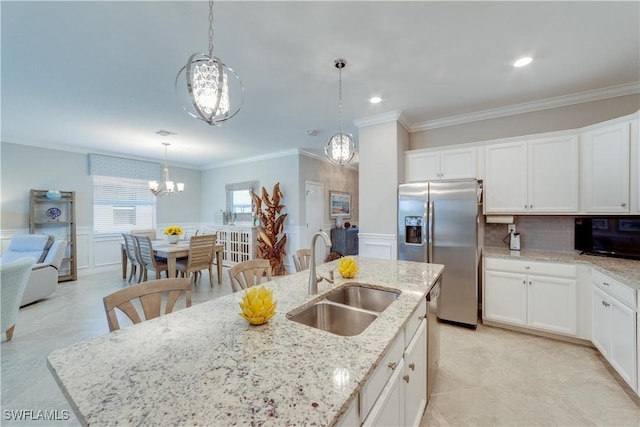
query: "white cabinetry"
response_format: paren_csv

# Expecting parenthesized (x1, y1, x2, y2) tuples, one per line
(406, 147, 476, 182)
(362, 298, 428, 427)
(484, 258, 578, 336)
(581, 122, 630, 213)
(591, 270, 637, 391)
(484, 135, 579, 214)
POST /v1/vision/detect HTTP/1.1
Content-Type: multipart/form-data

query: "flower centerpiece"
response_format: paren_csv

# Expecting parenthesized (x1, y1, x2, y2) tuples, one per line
(164, 225, 184, 244)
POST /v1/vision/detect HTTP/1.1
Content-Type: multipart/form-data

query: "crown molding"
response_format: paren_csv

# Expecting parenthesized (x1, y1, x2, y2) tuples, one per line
(353, 110, 410, 131)
(204, 148, 301, 169)
(299, 149, 359, 170)
(411, 81, 640, 132)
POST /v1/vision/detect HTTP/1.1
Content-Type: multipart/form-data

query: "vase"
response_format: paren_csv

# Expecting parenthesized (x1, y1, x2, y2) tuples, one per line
(46, 190, 62, 200)
(167, 234, 180, 244)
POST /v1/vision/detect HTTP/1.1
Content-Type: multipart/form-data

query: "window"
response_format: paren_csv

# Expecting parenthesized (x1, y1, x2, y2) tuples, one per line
(93, 175, 156, 235)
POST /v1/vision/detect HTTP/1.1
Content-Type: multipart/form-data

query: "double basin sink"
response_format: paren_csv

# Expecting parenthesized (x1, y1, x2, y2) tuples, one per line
(287, 284, 400, 336)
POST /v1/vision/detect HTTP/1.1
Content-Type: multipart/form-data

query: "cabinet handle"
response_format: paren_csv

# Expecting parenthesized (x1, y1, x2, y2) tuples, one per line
(388, 362, 397, 370)
(524, 205, 528, 209)
(403, 375, 410, 383)
(525, 266, 530, 269)
(621, 203, 626, 207)
(602, 300, 610, 308)
(529, 281, 532, 285)
(522, 280, 526, 285)
(602, 282, 610, 286)
(409, 363, 415, 371)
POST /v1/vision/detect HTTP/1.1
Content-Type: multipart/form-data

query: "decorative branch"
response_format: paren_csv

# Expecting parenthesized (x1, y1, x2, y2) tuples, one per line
(250, 182, 287, 276)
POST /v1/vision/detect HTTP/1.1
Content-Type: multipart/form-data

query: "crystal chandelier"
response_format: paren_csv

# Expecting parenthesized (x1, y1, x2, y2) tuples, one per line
(149, 143, 184, 197)
(325, 58, 356, 166)
(176, 0, 243, 125)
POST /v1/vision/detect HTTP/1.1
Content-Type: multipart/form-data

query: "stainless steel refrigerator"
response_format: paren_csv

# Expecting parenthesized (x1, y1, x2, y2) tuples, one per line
(398, 179, 483, 327)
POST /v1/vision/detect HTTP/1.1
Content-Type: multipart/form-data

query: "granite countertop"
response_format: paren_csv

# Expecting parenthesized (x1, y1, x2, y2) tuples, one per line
(47, 258, 444, 426)
(483, 247, 640, 290)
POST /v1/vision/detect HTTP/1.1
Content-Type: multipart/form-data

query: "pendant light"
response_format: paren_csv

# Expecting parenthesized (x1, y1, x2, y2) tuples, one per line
(175, 0, 243, 125)
(325, 58, 356, 166)
(149, 143, 184, 197)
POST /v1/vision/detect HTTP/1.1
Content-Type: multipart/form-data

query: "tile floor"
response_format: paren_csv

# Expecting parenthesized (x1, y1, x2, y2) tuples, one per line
(2, 267, 639, 426)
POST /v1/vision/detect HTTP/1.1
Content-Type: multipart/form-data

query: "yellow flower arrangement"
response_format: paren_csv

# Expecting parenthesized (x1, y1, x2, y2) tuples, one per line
(337, 257, 359, 278)
(164, 225, 184, 236)
(239, 285, 277, 325)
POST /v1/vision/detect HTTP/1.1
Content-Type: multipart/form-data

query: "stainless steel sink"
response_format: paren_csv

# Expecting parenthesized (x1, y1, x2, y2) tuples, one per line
(287, 301, 378, 336)
(325, 284, 399, 313)
(287, 284, 400, 336)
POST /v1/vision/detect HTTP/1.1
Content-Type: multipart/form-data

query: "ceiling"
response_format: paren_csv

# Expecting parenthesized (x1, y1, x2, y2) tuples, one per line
(2, 1, 639, 169)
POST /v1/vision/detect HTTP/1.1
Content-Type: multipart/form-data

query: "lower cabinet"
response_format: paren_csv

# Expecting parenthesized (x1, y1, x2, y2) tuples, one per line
(341, 298, 429, 427)
(591, 270, 638, 392)
(484, 258, 578, 336)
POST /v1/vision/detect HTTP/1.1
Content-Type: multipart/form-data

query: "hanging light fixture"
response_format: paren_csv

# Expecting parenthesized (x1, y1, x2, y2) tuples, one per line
(149, 143, 185, 197)
(325, 58, 356, 166)
(175, 0, 243, 125)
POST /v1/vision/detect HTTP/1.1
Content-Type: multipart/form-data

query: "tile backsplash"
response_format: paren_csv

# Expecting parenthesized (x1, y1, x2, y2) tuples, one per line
(484, 216, 575, 252)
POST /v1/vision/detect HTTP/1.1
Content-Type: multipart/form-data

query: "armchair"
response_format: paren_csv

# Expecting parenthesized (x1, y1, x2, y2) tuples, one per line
(0, 235, 67, 306)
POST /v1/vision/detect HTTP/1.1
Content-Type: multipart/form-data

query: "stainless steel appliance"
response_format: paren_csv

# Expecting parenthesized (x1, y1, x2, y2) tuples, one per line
(398, 179, 483, 327)
(426, 277, 440, 401)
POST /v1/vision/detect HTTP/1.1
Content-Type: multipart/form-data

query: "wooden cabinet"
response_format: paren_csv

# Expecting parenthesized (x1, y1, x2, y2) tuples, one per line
(331, 227, 359, 256)
(484, 135, 579, 214)
(591, 270, 637, 391)
(406, 147, 476, 182)
(581, 121, 630, 213)
(29, 189, 77, 281)
(483, 258, 577, 336)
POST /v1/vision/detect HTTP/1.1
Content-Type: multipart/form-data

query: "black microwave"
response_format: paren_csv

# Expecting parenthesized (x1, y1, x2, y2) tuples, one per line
(575, 217, 640, 260)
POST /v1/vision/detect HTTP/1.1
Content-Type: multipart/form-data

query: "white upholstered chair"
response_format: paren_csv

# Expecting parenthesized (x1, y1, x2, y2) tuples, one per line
(1, 258, 35, 340)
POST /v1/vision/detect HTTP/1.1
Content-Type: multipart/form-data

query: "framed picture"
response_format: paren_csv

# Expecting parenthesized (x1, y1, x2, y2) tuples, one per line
(330, 191, 351, 218)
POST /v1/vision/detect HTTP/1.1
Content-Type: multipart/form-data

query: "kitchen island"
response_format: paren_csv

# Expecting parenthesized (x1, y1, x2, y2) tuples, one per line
(47, 258, 444, 426)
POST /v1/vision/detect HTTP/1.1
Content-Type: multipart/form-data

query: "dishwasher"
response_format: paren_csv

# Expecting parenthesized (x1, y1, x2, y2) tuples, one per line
(426, 277, 441, 401)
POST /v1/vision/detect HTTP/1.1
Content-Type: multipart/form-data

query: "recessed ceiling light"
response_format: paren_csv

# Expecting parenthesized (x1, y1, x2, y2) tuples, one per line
(513, 57, 533, 68)
(369, 96, 382, 104)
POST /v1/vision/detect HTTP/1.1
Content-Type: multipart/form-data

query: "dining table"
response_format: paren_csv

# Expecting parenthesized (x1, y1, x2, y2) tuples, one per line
(121, 240, 224, 283)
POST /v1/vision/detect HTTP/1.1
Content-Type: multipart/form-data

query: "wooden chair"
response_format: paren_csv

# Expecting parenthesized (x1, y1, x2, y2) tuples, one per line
(176, 234, 217, 285)
(131, 228, 157, 240)
(292, 248, 312, 272)
(228, 259, 272, 293)
(122, 233, 143, 283)
(134, 235, 169, 281)
(103, 278, 191, 332)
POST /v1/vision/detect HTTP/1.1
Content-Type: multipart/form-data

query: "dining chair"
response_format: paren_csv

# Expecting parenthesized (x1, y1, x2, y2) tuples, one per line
(292, 248, 312, 272)
(131, 228, 157, 240)
(228, 259, 272, 293)
(1, 258, 35, 341)
(134, 235, 169, 281)
(103, 278, 191, 332)
(122, 233, 144, 283)
(175, 234, 217, 286)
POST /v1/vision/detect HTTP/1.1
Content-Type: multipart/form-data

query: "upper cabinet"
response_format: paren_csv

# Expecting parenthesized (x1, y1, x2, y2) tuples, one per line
(484, 135, 579, 214)
(581, 122, 630, 213)
(405, 147, 476, 182)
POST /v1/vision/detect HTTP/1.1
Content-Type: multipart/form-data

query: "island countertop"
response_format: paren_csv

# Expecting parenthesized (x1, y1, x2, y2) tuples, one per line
(47, 258, 444, 426)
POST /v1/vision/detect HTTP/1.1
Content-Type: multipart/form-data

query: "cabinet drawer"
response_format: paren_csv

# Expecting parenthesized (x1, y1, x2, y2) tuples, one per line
(405, 298, 427, 345)
(485, 257, 576, 278)
(592, 269, 636, 310)
(360, 332, 404, 418)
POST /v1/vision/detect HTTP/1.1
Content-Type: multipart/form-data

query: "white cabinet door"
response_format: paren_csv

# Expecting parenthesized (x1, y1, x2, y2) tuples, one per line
(407, 151, 440, 182)
(484, 270, 527, 325)
(363, 358, 405, 427)
(404, 321, 427, 427)
(592, 286, 610, 357)
(527, 275, 577, 335)
(484, 141, 528, 213)
(528, 135, 579, 213)
(610, 297, 637, 390)
(582, 122, 630, 213)
(439, 147, 476, 180)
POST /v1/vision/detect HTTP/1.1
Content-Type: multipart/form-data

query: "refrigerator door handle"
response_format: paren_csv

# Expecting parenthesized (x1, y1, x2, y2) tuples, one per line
(427, 201, 434, 263)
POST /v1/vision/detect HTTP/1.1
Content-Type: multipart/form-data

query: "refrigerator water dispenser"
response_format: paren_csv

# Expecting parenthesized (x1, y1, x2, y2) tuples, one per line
(405, 216, 423, 244)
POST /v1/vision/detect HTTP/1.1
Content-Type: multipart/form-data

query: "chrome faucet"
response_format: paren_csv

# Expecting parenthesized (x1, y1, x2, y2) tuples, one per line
(309, 231, 333, 295)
